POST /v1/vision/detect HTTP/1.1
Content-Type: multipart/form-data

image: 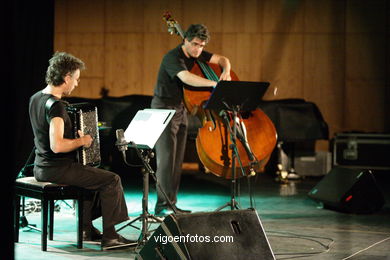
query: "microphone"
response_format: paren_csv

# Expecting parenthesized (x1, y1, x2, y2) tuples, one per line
(235, 119, 258, 176)
(249, 161, 257, 177)
(221, 111, 257, 176)
(237, 130, 257, 176)
(115, 129, 128, 160)
(235, 120, 255, 162)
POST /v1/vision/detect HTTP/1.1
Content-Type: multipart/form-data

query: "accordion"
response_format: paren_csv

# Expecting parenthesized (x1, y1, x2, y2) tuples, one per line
(66, 103, 101, 167)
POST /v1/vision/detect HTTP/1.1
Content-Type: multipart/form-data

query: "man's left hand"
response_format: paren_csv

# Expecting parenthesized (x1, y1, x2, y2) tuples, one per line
(219, 70, 231, 81)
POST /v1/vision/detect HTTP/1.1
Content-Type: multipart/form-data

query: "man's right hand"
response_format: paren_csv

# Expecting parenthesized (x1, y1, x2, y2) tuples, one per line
(78, 130, 93, 148)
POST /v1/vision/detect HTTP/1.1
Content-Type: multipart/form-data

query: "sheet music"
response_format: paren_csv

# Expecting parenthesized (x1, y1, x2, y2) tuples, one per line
(124, 109, 175, 149)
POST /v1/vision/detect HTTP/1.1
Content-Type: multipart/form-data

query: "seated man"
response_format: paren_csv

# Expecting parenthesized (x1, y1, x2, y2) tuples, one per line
(29, 51, 134, 250)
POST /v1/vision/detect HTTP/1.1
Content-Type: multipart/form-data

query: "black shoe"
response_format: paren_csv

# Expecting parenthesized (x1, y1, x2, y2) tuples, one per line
(101, 235, 137, 250)
(154, 207, 174, 217)
(175, 207, 192, 214)
(83, 227, 103, 241)
(154, 206, 191, 216)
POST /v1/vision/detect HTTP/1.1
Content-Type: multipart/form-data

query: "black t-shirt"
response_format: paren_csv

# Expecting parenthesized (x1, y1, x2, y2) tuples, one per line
(153, 44, 213, 106)
(29, 90, 75, 166)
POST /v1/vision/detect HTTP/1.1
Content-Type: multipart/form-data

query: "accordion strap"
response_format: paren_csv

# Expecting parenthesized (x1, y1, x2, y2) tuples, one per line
(45, 96, 60, 123)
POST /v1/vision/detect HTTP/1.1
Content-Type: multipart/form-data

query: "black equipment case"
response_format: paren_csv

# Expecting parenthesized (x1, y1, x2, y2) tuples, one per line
(331, 132, 390, 170)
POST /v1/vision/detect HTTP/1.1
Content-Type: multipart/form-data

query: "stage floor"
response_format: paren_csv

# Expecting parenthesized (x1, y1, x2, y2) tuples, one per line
(14, 169, 390, 259)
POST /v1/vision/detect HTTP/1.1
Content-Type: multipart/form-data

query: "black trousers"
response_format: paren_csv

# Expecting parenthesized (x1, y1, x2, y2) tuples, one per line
(34, 162, 129, 231)
(151, 98, 188, 209)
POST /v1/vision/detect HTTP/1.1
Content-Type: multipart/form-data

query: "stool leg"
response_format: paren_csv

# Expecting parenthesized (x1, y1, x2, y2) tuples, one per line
(49, 200, 54, 240)
(76, 198, 83, 249)
(14, 195, 20, 242)
(41, 198, 48, 251)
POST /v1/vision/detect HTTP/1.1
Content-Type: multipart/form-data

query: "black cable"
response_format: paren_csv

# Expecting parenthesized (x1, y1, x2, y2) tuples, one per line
(247, 175, 255, 209)
(17, 147, 36, 178)
(267, 230, 334, 259)
(120, 149, 144, 168)
(123, 160, 144, 168)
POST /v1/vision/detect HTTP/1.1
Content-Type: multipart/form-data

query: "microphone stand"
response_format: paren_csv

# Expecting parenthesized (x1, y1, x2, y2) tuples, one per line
(216, 105, 247, 211)
(215, 102, 259, 211)
(203, 81, 270, 211)
(116, 141, 177, 246)
(18, 147, 41, 232)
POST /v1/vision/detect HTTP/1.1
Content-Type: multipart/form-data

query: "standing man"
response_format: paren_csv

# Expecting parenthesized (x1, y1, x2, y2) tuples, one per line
(152, 24, 232, 216)
(29, 52, 135, 250)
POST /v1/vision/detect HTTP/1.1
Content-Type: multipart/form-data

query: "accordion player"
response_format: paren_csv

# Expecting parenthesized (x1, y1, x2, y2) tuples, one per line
(66, 102, 101, 167)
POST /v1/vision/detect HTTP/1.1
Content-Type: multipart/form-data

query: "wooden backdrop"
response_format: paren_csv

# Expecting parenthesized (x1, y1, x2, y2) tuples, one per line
(54, 0, 390, 144)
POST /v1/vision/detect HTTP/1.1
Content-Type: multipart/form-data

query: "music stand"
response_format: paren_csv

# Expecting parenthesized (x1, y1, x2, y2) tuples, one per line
(116, 109, 176, 245)
(204, 81, 269, 112)
(204, 81, 270, 211)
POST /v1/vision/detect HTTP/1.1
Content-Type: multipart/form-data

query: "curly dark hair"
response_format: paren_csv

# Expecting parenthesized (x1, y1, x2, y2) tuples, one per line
(184, 24, 210, 43)
(45, 52, 85, 86)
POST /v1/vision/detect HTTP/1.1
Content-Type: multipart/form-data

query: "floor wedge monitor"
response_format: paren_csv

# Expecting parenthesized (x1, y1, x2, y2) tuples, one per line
(308, 167, 385, 213)
(137, 208, 275, 260)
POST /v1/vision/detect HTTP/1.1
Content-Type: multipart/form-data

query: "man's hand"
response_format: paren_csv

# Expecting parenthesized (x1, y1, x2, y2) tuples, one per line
(219, 70, 232, 81)
(210, 54, 231, 81)
(78, 130, 93, 148)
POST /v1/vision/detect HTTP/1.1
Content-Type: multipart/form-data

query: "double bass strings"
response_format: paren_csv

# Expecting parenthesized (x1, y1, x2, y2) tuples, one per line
(197, 60, 219, 82)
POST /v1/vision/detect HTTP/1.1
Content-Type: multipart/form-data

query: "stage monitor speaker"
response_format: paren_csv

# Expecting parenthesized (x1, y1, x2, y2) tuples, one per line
(137, 209, 275, 260)
(308, 167, 385, 213)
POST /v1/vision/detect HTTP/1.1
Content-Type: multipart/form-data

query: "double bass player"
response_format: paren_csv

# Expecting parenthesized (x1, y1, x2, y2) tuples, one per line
(152, 24, 232, 216)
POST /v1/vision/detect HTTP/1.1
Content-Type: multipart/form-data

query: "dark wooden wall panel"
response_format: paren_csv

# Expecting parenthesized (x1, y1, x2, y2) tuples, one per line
(53, 0, 390, 138)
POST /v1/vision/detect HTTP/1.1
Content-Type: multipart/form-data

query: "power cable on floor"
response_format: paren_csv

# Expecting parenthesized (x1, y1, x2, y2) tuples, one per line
(341, 236, 390, 260)
(267, 230, 334, 259)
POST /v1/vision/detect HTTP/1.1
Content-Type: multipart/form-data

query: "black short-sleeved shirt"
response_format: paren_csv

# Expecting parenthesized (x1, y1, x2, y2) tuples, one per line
(29, 90, 75, 166)
(153, 44, 213, 106)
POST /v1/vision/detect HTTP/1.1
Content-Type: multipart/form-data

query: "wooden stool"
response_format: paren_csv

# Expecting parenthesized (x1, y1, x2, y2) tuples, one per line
(14, 177, 84, 251)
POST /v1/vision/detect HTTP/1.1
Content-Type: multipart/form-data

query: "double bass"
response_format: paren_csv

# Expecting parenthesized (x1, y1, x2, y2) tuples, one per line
(163, 13, 277, 179)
